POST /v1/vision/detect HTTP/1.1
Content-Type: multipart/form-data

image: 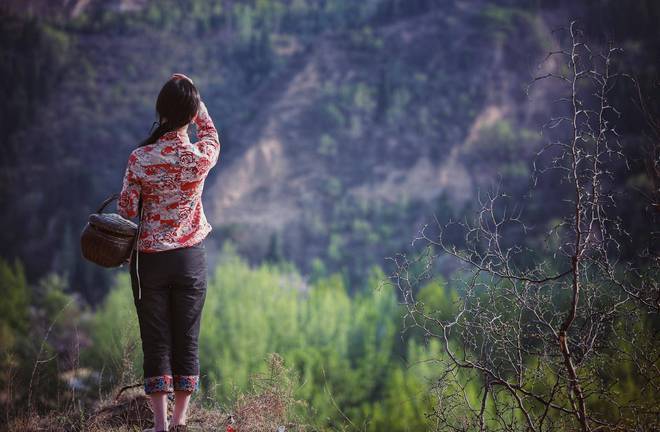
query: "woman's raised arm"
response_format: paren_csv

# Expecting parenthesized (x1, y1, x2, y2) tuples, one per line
(192, 100, 220, 168)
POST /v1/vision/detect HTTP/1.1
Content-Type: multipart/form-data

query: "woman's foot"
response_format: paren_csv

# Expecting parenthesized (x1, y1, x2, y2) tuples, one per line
(169, 425, 187, 432)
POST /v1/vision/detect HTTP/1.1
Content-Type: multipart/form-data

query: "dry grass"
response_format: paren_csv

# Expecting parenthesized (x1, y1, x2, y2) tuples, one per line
(230, 354, 308, 432)
(7, 354, 311, 432)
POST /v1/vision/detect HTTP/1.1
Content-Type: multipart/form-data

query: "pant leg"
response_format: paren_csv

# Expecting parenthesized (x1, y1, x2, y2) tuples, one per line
(169, 239, 207, 392)
(130, 248, 174, 394)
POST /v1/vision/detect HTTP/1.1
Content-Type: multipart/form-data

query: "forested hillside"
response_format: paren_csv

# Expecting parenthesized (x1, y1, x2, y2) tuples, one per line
(1, 0, 657, 303)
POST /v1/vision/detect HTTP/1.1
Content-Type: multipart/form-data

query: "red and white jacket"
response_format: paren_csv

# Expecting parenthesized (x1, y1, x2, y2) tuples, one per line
(117, 101, 220, 252)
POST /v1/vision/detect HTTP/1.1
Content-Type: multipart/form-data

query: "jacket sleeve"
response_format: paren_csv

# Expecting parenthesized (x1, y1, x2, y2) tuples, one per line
(193, 100, 221, 168)
(117, 151, 141, 219)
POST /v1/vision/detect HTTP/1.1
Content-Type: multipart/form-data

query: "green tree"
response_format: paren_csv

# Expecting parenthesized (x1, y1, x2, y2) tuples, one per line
(84, 273, 142, 388)
(0, 258, 30, 350)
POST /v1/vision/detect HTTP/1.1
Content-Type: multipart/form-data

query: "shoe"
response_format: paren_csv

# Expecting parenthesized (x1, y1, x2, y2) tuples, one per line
(169, 426, 187, 432)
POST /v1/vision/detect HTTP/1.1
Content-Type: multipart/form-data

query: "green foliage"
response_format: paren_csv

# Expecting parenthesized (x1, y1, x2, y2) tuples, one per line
(462, 119, 539, 183)
(386, 87, 412, 124)
(418, 276, 458, 323)
(325, 177, 343, 198)
(84, 273, 142, 386)
(322, 102, 347, 129)
(366, 338, 484, 431)
(481, 5, 522, 41)
(349, 26, 384, 51)
(5, 246, 656, 430)
(234, 3, 256, 44)
(348, 114, 363, 138)
(353, 82, 377, 113)
(479, 5, 543, 47)
(318, 133, 338, 157)
(81, 244, 446, 430)
(0, 260, 83, 416)
(33, 273, 79, 329)
(0, 258, 30, 348)
(327, 233, 344, 261)
(581, 310, 660, 428)
(475, 4, 552, 67)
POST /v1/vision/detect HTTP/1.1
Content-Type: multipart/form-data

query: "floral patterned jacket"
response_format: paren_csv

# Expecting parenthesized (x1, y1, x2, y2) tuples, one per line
(117, 101, 220, 252)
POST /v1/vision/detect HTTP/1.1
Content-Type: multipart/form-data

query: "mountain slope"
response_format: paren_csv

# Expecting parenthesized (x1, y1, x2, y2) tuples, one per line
(205, 7, 554, 266)
(1, 0, 656, 301)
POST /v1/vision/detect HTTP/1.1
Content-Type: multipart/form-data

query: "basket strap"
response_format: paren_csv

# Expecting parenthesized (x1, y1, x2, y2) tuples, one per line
(98, 193, 144, 298)
(98, 192, 143, 298)
(97, 193, 120, 214)
(135, 196, 144, 300)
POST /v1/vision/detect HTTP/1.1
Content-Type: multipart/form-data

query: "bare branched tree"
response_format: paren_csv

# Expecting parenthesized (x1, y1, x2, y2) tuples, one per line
(387, 21, 659, 431)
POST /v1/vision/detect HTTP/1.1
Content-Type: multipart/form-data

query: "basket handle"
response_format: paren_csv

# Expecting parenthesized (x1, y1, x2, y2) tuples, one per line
(96, 193, 120, 214)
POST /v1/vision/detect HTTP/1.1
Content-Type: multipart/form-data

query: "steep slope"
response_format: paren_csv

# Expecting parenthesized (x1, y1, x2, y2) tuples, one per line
(8, 0, 653, 301)
(205, 7, 554, 266)
(1, 0, 148, 18)
(0, 4, 554, 293)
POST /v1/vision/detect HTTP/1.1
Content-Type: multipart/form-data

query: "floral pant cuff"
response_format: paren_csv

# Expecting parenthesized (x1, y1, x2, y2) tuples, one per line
(144, 375, 174, 394)
(174, 375, 200, 392)
(144, 375, 200, 394)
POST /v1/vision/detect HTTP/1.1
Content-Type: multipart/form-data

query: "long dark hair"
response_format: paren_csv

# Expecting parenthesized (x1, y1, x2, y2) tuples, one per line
(139, 76, 201, 147)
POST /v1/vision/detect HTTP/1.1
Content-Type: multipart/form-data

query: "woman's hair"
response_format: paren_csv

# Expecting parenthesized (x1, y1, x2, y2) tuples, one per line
(139, 76, 201, 147)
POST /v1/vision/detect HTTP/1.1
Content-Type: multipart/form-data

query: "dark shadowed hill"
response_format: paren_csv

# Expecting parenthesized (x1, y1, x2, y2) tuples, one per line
(0, 0, 657, 303)
(204, 6, 558, 267)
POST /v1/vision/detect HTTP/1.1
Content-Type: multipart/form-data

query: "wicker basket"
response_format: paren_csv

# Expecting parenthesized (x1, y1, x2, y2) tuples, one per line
(81, 193, 138, 267)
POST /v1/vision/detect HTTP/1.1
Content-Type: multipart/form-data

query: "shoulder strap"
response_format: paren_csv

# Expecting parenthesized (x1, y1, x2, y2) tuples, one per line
(133, 196, 143, 249)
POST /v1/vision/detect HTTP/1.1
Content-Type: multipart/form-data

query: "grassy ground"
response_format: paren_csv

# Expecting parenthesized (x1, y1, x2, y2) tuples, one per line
(8, 354, 311, 432)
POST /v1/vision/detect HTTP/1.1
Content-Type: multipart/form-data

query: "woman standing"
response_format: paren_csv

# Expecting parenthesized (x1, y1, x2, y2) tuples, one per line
(116, 73, 220, 432)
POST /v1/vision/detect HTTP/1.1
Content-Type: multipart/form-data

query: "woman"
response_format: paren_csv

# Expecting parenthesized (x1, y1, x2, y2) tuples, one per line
(116, 73, 220, 432)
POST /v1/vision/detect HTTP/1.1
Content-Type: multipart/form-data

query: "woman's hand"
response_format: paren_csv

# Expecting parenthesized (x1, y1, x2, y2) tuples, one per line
(171, 73, 201, 122)
(171, 73, 194, 84)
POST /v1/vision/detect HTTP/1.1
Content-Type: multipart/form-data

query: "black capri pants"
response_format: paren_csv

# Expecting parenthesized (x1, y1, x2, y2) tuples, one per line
(129, 238, 207, 395)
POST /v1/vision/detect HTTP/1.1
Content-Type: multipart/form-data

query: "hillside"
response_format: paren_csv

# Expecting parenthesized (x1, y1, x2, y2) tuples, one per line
(0, 0, 657, 302)
(205, 6, 555, 270)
